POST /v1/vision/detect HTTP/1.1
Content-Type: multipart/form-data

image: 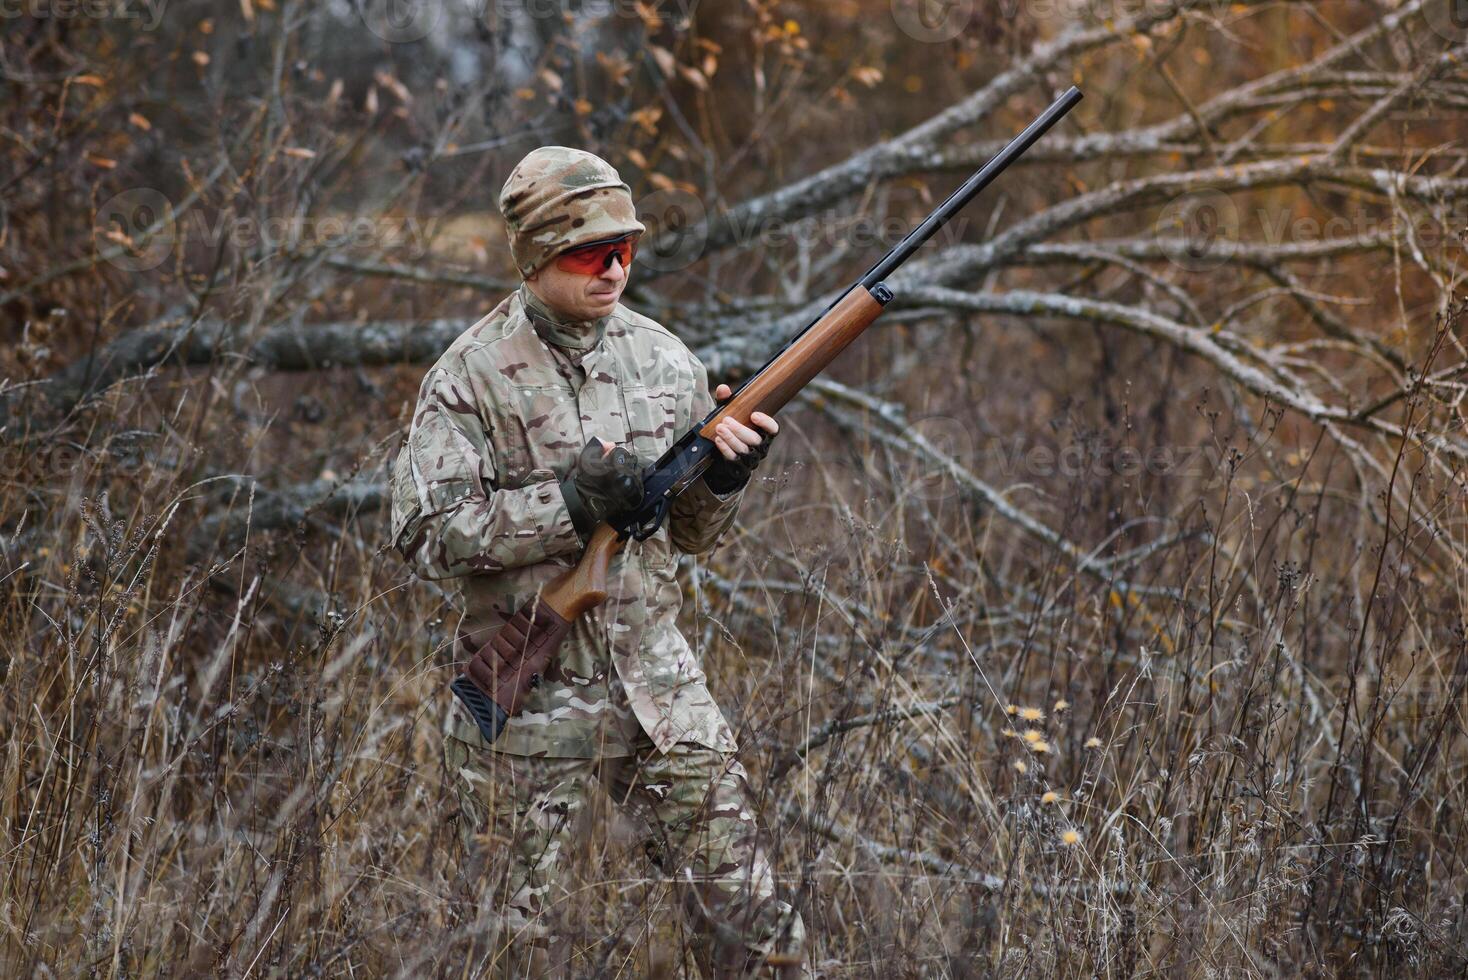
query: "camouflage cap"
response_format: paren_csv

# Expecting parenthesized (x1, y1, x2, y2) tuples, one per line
(498, 146, 646, 279)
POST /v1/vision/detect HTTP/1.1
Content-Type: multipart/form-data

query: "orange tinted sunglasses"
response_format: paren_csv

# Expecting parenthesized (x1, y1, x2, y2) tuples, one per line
(554, 233, 639, 275)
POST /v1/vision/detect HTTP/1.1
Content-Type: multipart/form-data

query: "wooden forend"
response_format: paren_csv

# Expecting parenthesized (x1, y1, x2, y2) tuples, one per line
(698, 285, 885, 438)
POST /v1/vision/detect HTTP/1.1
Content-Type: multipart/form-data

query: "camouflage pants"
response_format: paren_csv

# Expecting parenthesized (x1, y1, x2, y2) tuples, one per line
(444, 721, 807, 978)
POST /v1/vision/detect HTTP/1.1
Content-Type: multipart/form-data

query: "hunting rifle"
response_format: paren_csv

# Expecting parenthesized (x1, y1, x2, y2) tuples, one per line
(451, 85, 1085, 743)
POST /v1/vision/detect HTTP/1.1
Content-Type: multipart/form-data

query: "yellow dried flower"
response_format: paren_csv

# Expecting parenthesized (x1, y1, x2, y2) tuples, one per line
(1060, 829, 1080, 845)
(1031, 741, 1052, 754)
(1041, 791, 1059, 804)
(1005, 704, 1019, 716)
(1000, 728, 1017, 738)
(1054, 699, 1070, 712)
(1084, 736, 1103, 749)
(1022, 729, 1043, 743)
(1019, 707, 1044, 722)
(1013, 760, 1027, 774)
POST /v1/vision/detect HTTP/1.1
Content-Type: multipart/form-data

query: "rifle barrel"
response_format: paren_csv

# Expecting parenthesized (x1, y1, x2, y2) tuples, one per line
(858, 85, 1083, 290)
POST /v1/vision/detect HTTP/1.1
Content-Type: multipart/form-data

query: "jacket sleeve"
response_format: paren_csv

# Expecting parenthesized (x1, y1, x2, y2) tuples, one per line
(389, 364, 582, 580)
(667, 357, 744, 556)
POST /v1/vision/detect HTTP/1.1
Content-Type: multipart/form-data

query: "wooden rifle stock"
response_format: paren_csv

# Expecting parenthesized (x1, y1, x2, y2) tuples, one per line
(450, 524, 625, 743)
(451, 86, 1084, 745)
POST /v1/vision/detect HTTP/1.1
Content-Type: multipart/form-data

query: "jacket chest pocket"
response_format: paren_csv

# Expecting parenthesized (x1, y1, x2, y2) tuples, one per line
(498, 384, 581, 486)
(622, 385, 680, 463)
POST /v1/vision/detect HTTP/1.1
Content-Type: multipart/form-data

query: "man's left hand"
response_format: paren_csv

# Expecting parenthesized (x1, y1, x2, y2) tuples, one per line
(701, 383, 778, 495)
(711, 382, 778, 461)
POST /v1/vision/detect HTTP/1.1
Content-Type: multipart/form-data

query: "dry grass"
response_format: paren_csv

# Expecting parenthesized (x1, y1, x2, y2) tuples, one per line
(6, 303, 1468, 976)
(5, 2, 1468, 976)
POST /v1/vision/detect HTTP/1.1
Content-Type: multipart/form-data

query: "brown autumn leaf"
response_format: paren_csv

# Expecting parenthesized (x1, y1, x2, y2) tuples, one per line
(633, 1, 661, 32)
(648, 45, 676, 79)
(283, 147, 317, 160)
(85, 154, 117, 170)
(677, 65, 709, 91)
(374, 71, 412, 105)
(128, 112, 152, 131)
(596, 51, 633, 87)
(629, 105, 662, 136)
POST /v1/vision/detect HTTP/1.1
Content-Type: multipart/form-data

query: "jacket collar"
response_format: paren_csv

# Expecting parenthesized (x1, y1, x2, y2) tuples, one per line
(518, 281, 609, 354)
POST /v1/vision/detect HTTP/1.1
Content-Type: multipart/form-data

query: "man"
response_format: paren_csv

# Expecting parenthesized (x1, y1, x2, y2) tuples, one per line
(388, 146, 807, 978)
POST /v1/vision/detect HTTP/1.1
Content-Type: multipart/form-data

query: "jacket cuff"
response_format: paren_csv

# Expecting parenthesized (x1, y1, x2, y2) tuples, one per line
(702, 462, 750, 496)
(690, 473, 745, 510)
(529, 471, 583, 559)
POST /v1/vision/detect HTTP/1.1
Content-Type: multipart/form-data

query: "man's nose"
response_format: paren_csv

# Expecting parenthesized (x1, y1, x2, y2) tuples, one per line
(601, 255, 626, 282)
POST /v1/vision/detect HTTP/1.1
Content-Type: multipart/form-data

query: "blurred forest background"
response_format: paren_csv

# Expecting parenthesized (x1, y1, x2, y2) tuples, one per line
(3, 0, 1468, 975)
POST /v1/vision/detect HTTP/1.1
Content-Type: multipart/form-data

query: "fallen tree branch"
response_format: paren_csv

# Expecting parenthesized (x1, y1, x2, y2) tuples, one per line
(769, 697, 963, 781)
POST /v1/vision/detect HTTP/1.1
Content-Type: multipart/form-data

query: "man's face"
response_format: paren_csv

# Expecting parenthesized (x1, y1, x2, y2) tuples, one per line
(525, 241, 632, 321)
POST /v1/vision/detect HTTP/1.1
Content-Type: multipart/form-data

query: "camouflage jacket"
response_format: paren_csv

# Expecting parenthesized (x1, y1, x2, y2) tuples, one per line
(389, 282, 743, 758)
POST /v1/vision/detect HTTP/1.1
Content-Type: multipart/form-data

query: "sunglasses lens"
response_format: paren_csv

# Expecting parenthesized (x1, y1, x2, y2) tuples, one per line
(555, 236, 637, 274)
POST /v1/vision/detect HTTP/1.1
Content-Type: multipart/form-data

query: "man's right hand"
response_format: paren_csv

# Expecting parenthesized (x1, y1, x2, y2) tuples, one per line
(558, 437, 645, 541)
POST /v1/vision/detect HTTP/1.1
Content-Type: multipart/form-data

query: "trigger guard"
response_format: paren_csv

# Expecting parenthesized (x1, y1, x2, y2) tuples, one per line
(630, 496, 671, 541)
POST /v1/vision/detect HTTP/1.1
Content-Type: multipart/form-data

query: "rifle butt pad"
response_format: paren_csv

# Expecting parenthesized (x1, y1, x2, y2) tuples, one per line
(450, 600, 574, 745)
(450, 676, 510, 743)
